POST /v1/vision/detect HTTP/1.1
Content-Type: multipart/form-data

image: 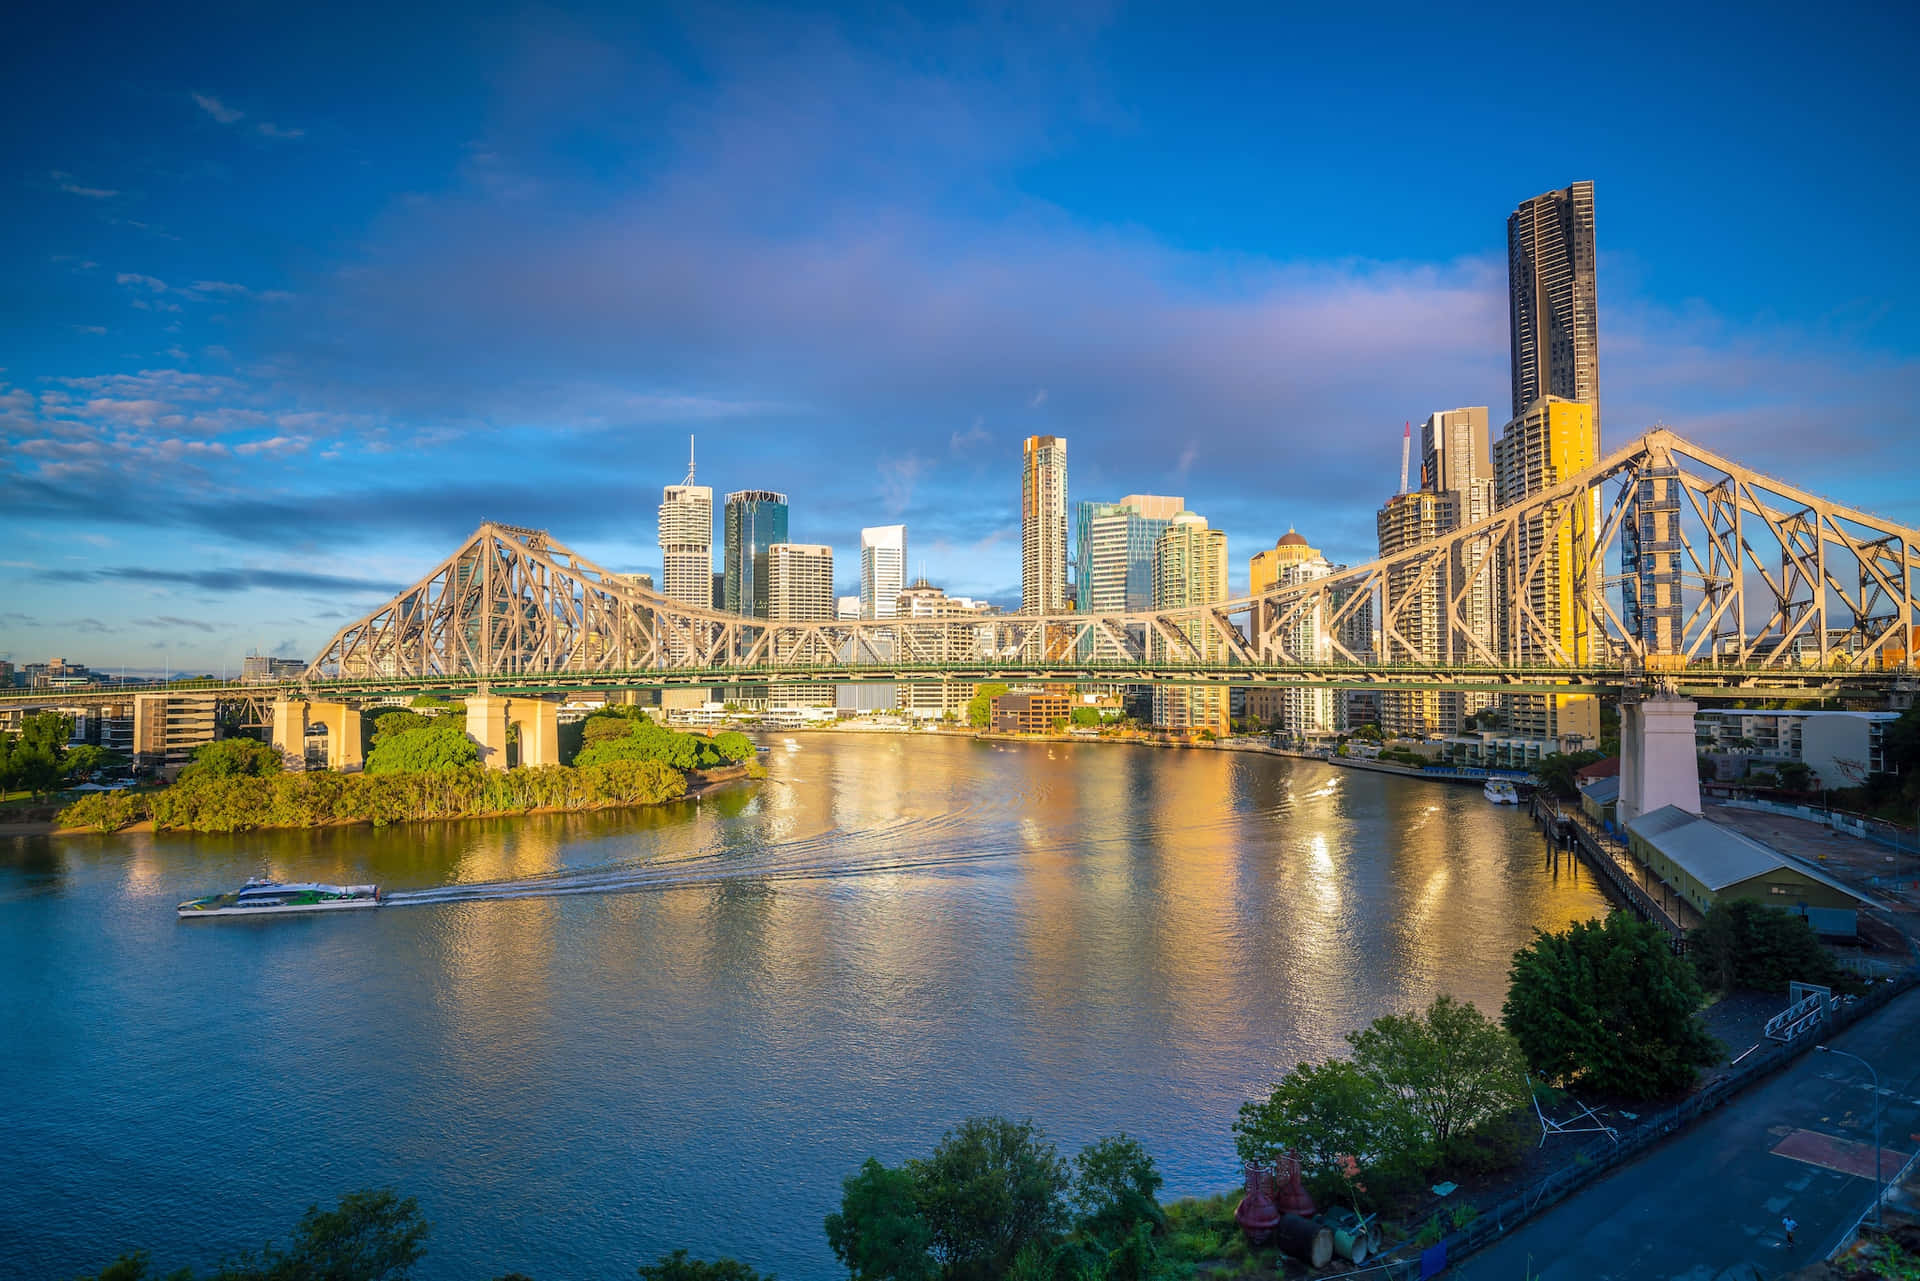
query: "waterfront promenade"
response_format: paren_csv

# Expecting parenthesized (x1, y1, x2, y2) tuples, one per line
(1459, 985, 1920, 1280)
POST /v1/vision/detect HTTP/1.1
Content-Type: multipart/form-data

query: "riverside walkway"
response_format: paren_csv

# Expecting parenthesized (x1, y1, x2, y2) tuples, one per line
(1457, 985, 1920, 1280)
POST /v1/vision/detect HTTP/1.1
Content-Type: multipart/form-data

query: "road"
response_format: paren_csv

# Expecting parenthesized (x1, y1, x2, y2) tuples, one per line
(1458, 986, 1920, 1281)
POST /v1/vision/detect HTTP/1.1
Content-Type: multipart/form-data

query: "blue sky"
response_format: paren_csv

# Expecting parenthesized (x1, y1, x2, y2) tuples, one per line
(4, 1, 1918, 672)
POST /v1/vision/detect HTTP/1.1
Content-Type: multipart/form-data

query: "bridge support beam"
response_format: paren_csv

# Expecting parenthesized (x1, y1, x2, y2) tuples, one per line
(466, 694, 512, 770)
(1619, 693, 1700, 826)
(269, 699, 364, 771)
(512, 697, 560, 768)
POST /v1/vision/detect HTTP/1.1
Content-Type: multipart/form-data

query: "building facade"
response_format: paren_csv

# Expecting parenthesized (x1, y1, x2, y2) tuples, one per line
(990, 690, 1071, 735)
(1245, 529, 1322, 727)
(1021, 435, 1069, 613)
(896, 578, 995, 718)
(1509, 180, 1600, 435)
(860, 524, 907, 620)
(767, 542, 834, 709)
(1493, 396, 1600, 743)
(1419, 407, 1498, 731)
(723, 490, 789, 618)
(1149, 511, 1229, 735)
(1375, 490, 1446, 737)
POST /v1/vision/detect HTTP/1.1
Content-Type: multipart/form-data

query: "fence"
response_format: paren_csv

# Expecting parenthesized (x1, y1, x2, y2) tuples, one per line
(1722, 797, 1918, 857)
(1530, 796, 1689, 942)
(1366, 968, 1920, 1277)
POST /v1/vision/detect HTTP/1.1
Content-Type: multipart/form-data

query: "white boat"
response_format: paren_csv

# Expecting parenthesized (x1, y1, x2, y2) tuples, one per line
(177, 877, 380, 919)
(1484, 779, 1520, 805)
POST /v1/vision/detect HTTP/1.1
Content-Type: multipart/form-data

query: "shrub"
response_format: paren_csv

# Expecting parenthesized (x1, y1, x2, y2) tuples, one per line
(58, 791, 147, 833)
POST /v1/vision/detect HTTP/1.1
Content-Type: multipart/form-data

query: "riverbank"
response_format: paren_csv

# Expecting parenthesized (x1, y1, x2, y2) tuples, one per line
(42, 761, 759, 837)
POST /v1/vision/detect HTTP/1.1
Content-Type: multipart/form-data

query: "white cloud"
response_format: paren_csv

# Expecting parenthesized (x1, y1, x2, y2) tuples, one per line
(256, 122, 305, 140)
(192, 93, 244, 124)
(115, 273, 168, 293)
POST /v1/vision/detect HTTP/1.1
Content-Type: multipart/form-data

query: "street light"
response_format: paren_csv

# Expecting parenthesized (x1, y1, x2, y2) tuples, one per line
(1816, 1044, 1884, 1228)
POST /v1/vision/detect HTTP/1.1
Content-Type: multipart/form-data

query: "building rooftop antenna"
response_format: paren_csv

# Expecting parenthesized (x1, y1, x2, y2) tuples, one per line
(684, 435, 696, 486)
(1399, 421, 1411, 494)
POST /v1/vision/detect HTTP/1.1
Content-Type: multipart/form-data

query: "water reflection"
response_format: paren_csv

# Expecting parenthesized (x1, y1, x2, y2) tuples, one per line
(1, 736, 1607, 1281)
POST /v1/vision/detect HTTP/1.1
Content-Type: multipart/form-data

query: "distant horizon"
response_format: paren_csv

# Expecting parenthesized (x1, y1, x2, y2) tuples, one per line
(6, 2, 1918, 669)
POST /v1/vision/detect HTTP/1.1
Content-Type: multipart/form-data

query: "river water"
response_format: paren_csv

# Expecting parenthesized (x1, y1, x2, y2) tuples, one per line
(0, 735, 1606, 1280)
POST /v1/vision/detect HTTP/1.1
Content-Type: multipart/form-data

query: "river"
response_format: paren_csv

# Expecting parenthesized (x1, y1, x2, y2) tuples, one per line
(0, 735, 1606, 1280)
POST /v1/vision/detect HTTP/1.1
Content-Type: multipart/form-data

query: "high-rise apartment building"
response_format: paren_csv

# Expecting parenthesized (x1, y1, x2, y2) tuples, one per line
(1249, 529, 1322, 595)
(658, 461, 714, 680)
(1075, 494, 1183, 613)
(859, 524, 907, 620)
(1509, 181, 1600, 439)
(1245, 529, 1323, 727)
(895, 578, 995, 719)
(1021, 435, 1069, 613)
(768, 543, 834, 622)
(1271, 556, 1338, 739)
(767, 542, 834, 710)
(1419, 407, 1498, 732)
(1493, 396, 1601, 743)
(723, 490, 789, 618)
(1150, 511, 1229, 735)
(1376, 490, 1447, 737)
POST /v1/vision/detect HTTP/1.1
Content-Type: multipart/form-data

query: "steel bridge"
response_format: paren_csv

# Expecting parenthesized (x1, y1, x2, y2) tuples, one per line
(3, 427, 1914, 714)
(300, 427, 1917, 693)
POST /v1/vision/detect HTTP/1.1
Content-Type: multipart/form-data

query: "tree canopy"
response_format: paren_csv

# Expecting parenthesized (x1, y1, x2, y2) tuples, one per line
(965, 685, 1009, 729)
(1504, 913, 1721, 1098)
(364, 724, 480, 775)
(182, 738, 283, 781)
(1690, 900, 1850, 996)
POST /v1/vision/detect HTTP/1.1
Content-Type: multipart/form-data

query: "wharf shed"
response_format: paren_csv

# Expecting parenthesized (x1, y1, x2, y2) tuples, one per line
(1623, 804, 1866, 937)
(1579, 775, 1620, 827)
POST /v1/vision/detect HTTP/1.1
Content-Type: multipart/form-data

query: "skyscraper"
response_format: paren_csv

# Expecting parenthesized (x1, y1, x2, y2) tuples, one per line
(658, 442, 714, 704)
(1022, 435, 1068, 613)
(1509, 181, 1600, 442)
(1420, 407, 1497, 732)
(723, 490, 789, 617)
(1492, 396, 1601, 743)
(768, 542, 834, 710)
(860, 524, 907, 620)
(659, 445, 714, 604)
(1150, 511, 1229, 735)
(1375, 490, 1447, 738)
(1246, 529, 1322, 727)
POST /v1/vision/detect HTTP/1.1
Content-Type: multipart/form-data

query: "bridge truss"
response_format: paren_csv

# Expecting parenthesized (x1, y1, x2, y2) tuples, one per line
(307, 430, 1918, 689)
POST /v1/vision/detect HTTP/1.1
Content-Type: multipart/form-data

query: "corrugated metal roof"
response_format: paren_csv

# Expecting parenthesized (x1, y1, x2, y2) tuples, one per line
(1581, 776, 1620, 804)
(1624, 805, 1866, 900)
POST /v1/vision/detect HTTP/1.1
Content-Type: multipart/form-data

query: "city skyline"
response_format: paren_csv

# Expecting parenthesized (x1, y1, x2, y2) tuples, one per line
(4, 3, 1919, 671)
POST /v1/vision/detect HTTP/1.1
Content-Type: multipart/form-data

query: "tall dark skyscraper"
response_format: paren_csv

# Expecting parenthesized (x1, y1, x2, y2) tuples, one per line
(1508, 181, 1599, 440)
(723, 490, 789, 617)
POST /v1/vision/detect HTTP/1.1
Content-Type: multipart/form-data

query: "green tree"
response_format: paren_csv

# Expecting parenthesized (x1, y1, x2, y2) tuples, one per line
(1504, 913, 1720, 1098)
(20, 710, 73, 757)
(183, 738, 283, 781)
(59, 790, 146, 832)
(0, 734, 65, 798)
(370, 711, 431, 746)
(1070, 1135, 1165, 1245)
(1069, 707, 1101, 728)
(63, 743, 116, 779)
(1690, 900, 1849, 996)
(1346, 995, 1529, 1158)
(582, 715, 639, 745)
(825, 1158, 935, 1281)
(709, 731, 756, 764)
(364, 725, 479, 774)
(907, 1117, 1071, 1281)
(966, 685, 1010, 729)
(69, 1251, 196, 1281)
(268, 1187, 428, 1281)
(1233, 1057, 1409, 1190)
(636, 1251, 773, 1281)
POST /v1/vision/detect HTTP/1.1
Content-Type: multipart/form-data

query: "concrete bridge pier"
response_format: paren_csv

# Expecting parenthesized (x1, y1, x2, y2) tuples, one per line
(466, 694, 560, 770)
(269, 698, 364, 770)
(1617, 692, 1700, 826)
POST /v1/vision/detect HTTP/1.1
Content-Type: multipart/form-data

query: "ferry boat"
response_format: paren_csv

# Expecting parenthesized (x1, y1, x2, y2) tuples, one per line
(1483, 779, 1521, 805)
(177, 877, 380, 919)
